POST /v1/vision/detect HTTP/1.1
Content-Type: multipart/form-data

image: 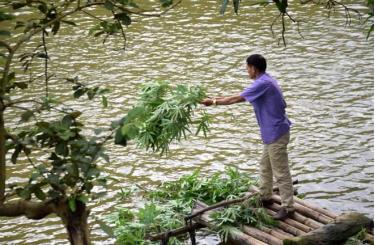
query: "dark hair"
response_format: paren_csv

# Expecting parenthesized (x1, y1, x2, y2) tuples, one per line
(246, 54, 267, 72)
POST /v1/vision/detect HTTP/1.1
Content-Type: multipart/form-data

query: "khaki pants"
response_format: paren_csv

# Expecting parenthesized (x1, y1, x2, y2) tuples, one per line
(259, 132, 294, 211)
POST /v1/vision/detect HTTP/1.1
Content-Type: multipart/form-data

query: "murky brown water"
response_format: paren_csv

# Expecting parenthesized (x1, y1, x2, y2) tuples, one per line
(0, 1, 373, 244)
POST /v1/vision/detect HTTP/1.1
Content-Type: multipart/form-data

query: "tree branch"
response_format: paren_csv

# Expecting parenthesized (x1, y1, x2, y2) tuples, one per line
(41, 29, 49, 97)
(185, 192, 257, 221)
(1, 2, 105, 95)
(112, 10, 127, 50)
(147, 222, 204, 241)
(112, 0, 183, 17)
(0, 41, 12, 54)
(0, 199, 55, 219)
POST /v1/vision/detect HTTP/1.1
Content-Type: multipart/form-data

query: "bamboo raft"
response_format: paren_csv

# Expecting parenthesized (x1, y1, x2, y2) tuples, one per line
(149, 185, 374, 245)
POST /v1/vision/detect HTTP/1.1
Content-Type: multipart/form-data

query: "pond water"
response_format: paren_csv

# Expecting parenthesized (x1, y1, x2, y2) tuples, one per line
(0, 0, 373, 244)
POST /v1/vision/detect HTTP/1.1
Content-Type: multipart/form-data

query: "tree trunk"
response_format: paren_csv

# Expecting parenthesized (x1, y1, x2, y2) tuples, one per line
(0, 198, 90, 244)
(0, 108, 6, 204)
(283, 212, 374, 245)
(56, 200, 90, 245)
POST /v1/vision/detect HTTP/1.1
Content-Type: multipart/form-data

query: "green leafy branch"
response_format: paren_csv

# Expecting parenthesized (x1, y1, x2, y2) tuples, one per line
(114, 81, 210, 155)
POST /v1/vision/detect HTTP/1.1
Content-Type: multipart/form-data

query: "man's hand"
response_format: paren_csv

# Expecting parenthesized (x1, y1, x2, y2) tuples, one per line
(201, 98, 214, 106)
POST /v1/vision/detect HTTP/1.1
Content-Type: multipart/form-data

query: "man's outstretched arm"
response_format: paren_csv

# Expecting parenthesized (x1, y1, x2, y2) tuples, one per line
(201, 95, 245, 106)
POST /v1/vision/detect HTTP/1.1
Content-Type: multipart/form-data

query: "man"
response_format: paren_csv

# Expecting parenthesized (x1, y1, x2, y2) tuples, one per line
(201, 54, 294, 220)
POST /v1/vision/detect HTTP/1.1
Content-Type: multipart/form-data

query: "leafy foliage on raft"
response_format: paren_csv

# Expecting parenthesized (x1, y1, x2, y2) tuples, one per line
(105, 167, 278, 244)
(114, 81, 210, 155)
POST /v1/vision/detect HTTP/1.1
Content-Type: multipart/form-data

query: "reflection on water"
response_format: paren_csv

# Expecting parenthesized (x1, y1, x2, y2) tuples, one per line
(0, 1, 373, 244)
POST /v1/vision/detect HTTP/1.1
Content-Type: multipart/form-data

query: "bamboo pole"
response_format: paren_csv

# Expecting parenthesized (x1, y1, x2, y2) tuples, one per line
(281, 215, 314, 233)
(242, 226, 283, 245)
(365, 233, 374, 243)
(273, 227, 295, 238)
(269, 203, 323, 229)
(230, 229, 268, 245)
(293, 196, 337, 219)
(265, 209, 306, 236)
(272, 194, 333, 224)
(255, 225, 292, 240)
(248, 186, 333, 224)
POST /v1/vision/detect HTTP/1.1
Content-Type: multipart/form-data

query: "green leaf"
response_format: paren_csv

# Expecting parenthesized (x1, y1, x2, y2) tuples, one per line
(83, 182, 94, 193)
(29, 172, 41, 182)
(16, 188, 31, 199)
(104, 0, 114, 10)
(0, 11, 14, 21)
(86, 168, 100, 178)
(0, 30, 11, 36)
(15, 82, 28, 89)
(367, 24, 374, 40)
(114, 128, 127, 146)
(102, 95, 108, 108)
(87, 89, 96, 100)
(160, 0, 173, 8)
(15, 21, 25, 29)
(68, 198, 77, 212)
(114, 12, 132, 26)
(55, 142, 69, 156)
(67, 163, 79, 178)
(51, 21, 60, 35)
(34, 188, 46, 200)
(20, 110, 34, 122)
(77, 194, 89, 203)
(220, 0, 229, 15)
(73, 88, 86, 98)
(47, 174, 60, 186)
(61, 20, 77, 26)
(233, 0, 240, 14)
(93, 31, 106, 37)
(12, 2, 27, 9)
(7, 72, 15, 82)
(121, 124, 139, 139)
(48, 189, 61, 199)
(62, 115, 73, 127)
(36, 52, 48, 59)
(11, 145, 22, 164)
(70, 111, 82, 119)
(38, 3, 48, 14)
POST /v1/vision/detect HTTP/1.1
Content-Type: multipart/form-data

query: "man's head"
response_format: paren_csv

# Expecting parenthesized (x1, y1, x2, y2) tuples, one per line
(246, 54, 267, 79)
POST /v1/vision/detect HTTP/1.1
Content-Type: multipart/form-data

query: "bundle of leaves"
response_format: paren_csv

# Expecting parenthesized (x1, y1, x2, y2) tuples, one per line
(105, 167, 278, 244)
(114, 81, 210, 155)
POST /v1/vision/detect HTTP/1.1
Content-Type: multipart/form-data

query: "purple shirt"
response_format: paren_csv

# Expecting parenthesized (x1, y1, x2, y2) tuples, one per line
(240, 73, 291, 144)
